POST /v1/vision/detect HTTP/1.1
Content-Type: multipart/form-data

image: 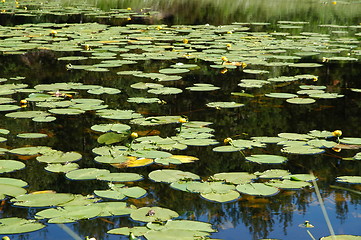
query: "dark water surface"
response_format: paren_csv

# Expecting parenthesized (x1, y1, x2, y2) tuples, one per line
(0, 0, 361, 240)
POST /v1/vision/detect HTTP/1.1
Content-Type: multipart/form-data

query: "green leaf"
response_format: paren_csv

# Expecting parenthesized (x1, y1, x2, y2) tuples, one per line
(212, 172, 256, 184)
(200, 190, 240, 203)
(11, 193, 75, 207)
(0, 217, 45, 234)
(0, 160, 26, 173)
(65, 168, 110, 180)
(37, 151, 82, 163)
(236, 183, 279, 196)
(148, 169, 200, 183)
(336, 176, 361, 184)
(130, 207, 179, 222)
(97, 173, 143, 182)
(245, 154, 287, 164)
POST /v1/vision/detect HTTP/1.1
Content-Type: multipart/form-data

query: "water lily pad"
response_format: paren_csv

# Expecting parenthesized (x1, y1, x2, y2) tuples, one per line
(91, 123, 131, 133)
(97, 132, 128, 144)
(186, 181, 235, 194)
(212, 172, 256, 184)
(0, 184, 27, 199)
(130, 206, 179, 222)
(186, 83, 220, 91)
(17, 133, 48, 139)
(148, 87, 183, 95)
(236, 183, 279, 196)
(49, 108, 85, 115)
(267, 179, 311, 189)
(37, 151, 82, 164)
(127, 97, 160, 104)
(65, 168, 110, 180)
(97, 172, 143, 182)
(0, 160, 26, 173)
(286, 98, 316, 104)
(320, 235, 361, 240)
(148, 169, 200, 183)
(336, 176, 361, 184)
(45, 163, 79, 173)
(246, 154, 287, 164)
(94, 186, 146, 200)
(9, 146, 53, 156)
(11, 192, 75, 207)
(0, 217, 45, 234)
(96, 109, 142, 120)
(340, 138, 361, 145)
(265, 93, 298, 99)
(108, 226, 149, 236)
(206, 101, 245, 108)
(179, 138, 219, 146)
(200, 190, 240, 203)
(0, 104, 20, 111)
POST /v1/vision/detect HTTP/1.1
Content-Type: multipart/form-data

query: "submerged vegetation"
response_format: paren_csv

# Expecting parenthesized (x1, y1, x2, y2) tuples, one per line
(0, 0, 361, 239)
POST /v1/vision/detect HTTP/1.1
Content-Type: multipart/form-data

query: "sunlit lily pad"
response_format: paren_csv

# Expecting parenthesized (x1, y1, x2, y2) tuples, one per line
(246, 154, 287, 164)
(91, 123, 131, 133)
(267, 179, 311, 189)
(130, 206, 179, 222)
(11, 192, 75, 207)
(336, 176, 361, 184)
(200, 190, 240, 203)
(236, 183, 279, 196)
(148, 169, 200, 183)
(65, 168, 110, 180)
(17, 133, 48, 139)
(212, 172, 256, 184)
(265, 93, 298, 99)
(256, 169, 291, 179)
(148, 87, 183, 95)
(320, 235, 361, 240)
(0, 160, 26, 173)
(94, 186, 146, 200)
(186, 83, 220, 92)
(97, 132, 128, 144)
(0, 217, 45, 234)
(340, 138, 361, 145)
(0, 184, 27, 199)
(127, 97, 160, 104)
(37, 151, 82, 163)
(186, 181, 235, 194)
(179, 138, 219, 146)
(206, 101, 245, 108)
(49, 108, 85, 115)
(286, 98, 316, 104)
(45, 163, 79, 173)
(96, 109, 142, 120)
(283, 174, 317, 182)
(9, 146, 53, 156)
(108, 226, 149, 236)
(0, 104, 20, 111)
(97, 172, 143, 182)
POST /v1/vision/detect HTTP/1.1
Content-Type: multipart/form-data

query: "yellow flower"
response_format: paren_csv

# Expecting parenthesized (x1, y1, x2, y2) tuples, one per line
(221, 56, 228, 62)
(127, 17, 132, 21)
(183, 38, 189, 44)
(220, 68, 228, 74)
(127, 7, 132, 10)
(224, 137, 233, 144)
(303, 220, 314, 228)
(178, 117, 188, 123)
(331, 1, 337, 4)
(241, 62, 247, 68)
(226, 43, 232, 48)
(131, 132, 138, 138)
(332, 130, 342, 137)
(20, 99, 27, 105)
(49, 30, 57, 36)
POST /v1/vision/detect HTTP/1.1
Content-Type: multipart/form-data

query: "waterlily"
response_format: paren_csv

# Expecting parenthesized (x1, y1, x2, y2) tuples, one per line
(224, 137, 233, 144)
(131, 132, 138, 138)
(178, 117, 188, 123)
(332, 130, 342, 137)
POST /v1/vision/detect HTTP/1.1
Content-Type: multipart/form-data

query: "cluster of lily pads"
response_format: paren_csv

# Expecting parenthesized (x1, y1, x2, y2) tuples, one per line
(0, 1, 361, 239)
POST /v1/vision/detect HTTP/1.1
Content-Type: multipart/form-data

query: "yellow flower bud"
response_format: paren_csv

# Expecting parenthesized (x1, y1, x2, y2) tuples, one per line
(131, 132, 138, 138)
(127, 7, 132, 10)
(332, 1, 337, 4)
(224, 137, 233, 144)
(183, 38, 189, 44)
(20, 99, 27, 105)
(221, 56, 228, 62)
(178, 117, 188, 123)
(332, 130, 342, 137)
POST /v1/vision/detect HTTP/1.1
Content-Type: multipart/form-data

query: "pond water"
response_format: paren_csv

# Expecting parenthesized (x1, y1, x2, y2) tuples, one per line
(0, 0, 361, 240)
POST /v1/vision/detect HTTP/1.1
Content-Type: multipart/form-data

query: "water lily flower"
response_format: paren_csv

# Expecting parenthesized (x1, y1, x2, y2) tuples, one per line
(131, 132, 138, 138)
(49, 30, 57, 37)
(221, 56, 228, 62)
(127, 7, 132, 10)
(183, 38, 189, 44)
(224, 137, 233, 144)
(178, 117, 188, 123)
(332, 130, 342, 137)
(20, 99, 27, 105)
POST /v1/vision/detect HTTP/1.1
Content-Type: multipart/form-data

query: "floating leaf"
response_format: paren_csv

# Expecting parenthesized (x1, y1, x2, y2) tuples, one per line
(45, 163, 79, 173)
(37, 151, 82, 164)
(148, 169, 200, 183)
(0, 184, 27, 199)
(65, 168, 110, 180)
(97, 172, 143, 182)
(17, 133, 48, 139)
(0, 160, 26, 173)
(336, 176, 361, 184)
(0, 217, 45, 234)
(212, 172, 256, 184)
(265, 93, 298, 99)
(130, 206, 179, 222)
(267, 179, 311, 189)
(286, 98, 316, 104)
(236, 183, 279, 196)
(246, 154, 287, 164)
(200, 190, 240, 203)
(206, 101, 244, 108)
(11, 193, 75, 207)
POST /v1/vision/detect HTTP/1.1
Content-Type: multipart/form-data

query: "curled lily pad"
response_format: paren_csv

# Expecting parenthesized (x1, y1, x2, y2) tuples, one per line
(0, 217, 45, 234)
(0, 184, 27, 199)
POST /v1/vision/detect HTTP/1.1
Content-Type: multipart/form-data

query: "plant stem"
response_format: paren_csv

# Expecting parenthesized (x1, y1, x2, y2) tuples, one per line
(310, 171, 336, 240)
(306, 230, 316, 240)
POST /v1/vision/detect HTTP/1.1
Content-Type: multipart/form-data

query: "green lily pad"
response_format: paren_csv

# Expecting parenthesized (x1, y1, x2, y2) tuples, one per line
(9, 146, 53, 156)
(91, 123, 131, 133)
(17, 133, 48, 139)
(200, 190, 240, 203)
(97, 173, 143, 182)
(186, 83, 220, 91)
(127, 97, 161, 104)
(286, 98, 316, 104)
(0, 160, 26, 173)
(0, 104, 21, 111)
(267, 179, 312, 189)
(108, 226, 149, 236)
(283, 174, 317, 182)
(236, 183, 280, 196)
(0, 177, 27, 187)
(148, 87, 183, 95)
(212, 172, 256, 184)
(148, 169, 200, 183)
(0, 217, 45, 234)
(11, 193, 75, 207)
(340, 138, 361, 145)
(336, 176, 361, 184)
(130, 150, 172, 159)
(45, 163, 79, 173)
(159, 68, 190, 74)
(87, 87, 121, 95)
(94, 186, 146, 200)
(0, 184, 27, 199)
(97, 132, 128, 144)
(186, 181, 235, 194)
(130, 206, 179, 222)
(49, 108, 85, 115)
(37, 151, 82, 164)
(96, 109, 142, 120)
(206, 101, 245, 108)
(245, 154, 287, 164)
(256, 169, 291, 179)
(265, 93, 298, 99)
(65, 168, 110, 180)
